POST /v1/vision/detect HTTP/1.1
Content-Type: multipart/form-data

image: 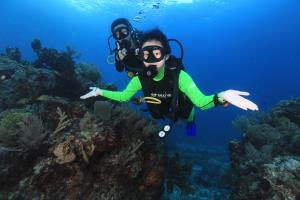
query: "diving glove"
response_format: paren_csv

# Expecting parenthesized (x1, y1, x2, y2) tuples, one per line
(80, 87, 102, 99)
(218, 90, 258, 111)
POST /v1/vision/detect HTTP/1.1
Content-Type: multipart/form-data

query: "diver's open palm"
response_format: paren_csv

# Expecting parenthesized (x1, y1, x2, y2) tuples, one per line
(80, 87, 102, 99)
(220, 90, 259, 111)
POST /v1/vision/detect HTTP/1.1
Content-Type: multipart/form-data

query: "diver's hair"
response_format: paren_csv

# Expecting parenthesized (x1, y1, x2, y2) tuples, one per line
(111, 18, 132, 33)
(140, 28, 171, 54)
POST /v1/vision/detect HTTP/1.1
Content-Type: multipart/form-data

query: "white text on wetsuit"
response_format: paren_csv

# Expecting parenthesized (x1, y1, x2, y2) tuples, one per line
(150, 92, 172, 99)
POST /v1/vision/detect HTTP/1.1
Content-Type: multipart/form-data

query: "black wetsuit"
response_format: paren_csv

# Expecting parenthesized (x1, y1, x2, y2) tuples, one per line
(114, 31, 143, 76)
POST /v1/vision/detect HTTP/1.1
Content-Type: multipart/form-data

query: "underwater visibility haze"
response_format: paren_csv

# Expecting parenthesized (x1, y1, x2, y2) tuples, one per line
(0, 0, 300, 199)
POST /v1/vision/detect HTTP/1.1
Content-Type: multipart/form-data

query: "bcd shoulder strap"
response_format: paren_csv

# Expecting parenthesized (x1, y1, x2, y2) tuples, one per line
(166, 55, 184, 122)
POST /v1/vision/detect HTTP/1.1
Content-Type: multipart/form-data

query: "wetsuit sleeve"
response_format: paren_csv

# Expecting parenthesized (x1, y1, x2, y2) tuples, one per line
(178, 70, 216, 110)
(101, 76, 142, 102)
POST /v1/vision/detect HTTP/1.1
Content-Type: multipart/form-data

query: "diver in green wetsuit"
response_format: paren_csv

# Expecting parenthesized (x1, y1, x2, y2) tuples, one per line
(81, 28, 259, 137)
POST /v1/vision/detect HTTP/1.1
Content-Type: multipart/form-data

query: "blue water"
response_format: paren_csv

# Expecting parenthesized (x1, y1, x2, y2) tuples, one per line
(1, 0, 300, 146)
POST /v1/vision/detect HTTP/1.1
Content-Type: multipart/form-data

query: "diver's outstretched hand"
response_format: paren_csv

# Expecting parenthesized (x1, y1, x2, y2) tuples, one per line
(80, 87, 102, 99)
(219, 90, 259, 111)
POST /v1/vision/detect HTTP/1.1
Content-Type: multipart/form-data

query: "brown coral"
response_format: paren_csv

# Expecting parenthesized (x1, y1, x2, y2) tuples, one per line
(138, 185, 145, 192)
(146, 170, 160, 187)
(53, 141, 76, 164)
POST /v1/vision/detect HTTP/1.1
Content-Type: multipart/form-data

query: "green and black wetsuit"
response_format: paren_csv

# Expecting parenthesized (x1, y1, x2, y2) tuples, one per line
(101, 64, 220, 122)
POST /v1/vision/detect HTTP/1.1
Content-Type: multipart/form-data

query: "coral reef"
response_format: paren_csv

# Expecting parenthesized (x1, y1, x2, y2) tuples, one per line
(30, 38, 105, 98)
(4, 102, 165, 200)
(230, 98, 300, 200)
(75, 62, 100, 84)
(0, 47, 168, 200)
(0, 55, 56, 111)
(52, 107, 72, 137)
(0, 39, 112, 111)
(0, 110, 32, 147)
(5, 47, 22, 62)
(31, 39, 75, 78)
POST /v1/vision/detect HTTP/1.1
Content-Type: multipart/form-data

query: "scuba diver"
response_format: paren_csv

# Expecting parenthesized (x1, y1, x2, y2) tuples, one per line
(108, 18, 144, 78)
(82, 28, 259, 138)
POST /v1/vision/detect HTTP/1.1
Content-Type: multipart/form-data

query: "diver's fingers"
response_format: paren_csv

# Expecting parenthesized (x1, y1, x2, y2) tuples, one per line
(89, 87, 97, 91)
(80, 93, 91, 99)
(225, 94, 248, 110)
(242, 99, 259, 111)
(228, 100, 247, 110)
(232, 90, 250, 96)
(122, 48, 127, 55)
(234, 95, 259, 111)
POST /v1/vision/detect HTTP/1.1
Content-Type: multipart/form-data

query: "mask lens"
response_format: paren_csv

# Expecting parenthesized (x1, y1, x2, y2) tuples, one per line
(113, 27, 130, 40)
(121, 28, 128, 36)
(140, 46, 165, 63)
(114, 31, 121, 39)
(153, 49, 162, 59)
(142, 51, 150, 60)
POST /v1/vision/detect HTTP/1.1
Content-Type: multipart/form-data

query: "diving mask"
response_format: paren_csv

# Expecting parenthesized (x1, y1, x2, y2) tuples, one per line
(140, 45, 165, 63)
(113, 27, 130, 40)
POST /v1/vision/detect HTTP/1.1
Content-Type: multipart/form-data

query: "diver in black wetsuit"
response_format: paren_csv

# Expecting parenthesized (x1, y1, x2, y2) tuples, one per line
(109, 18, 143, 78)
